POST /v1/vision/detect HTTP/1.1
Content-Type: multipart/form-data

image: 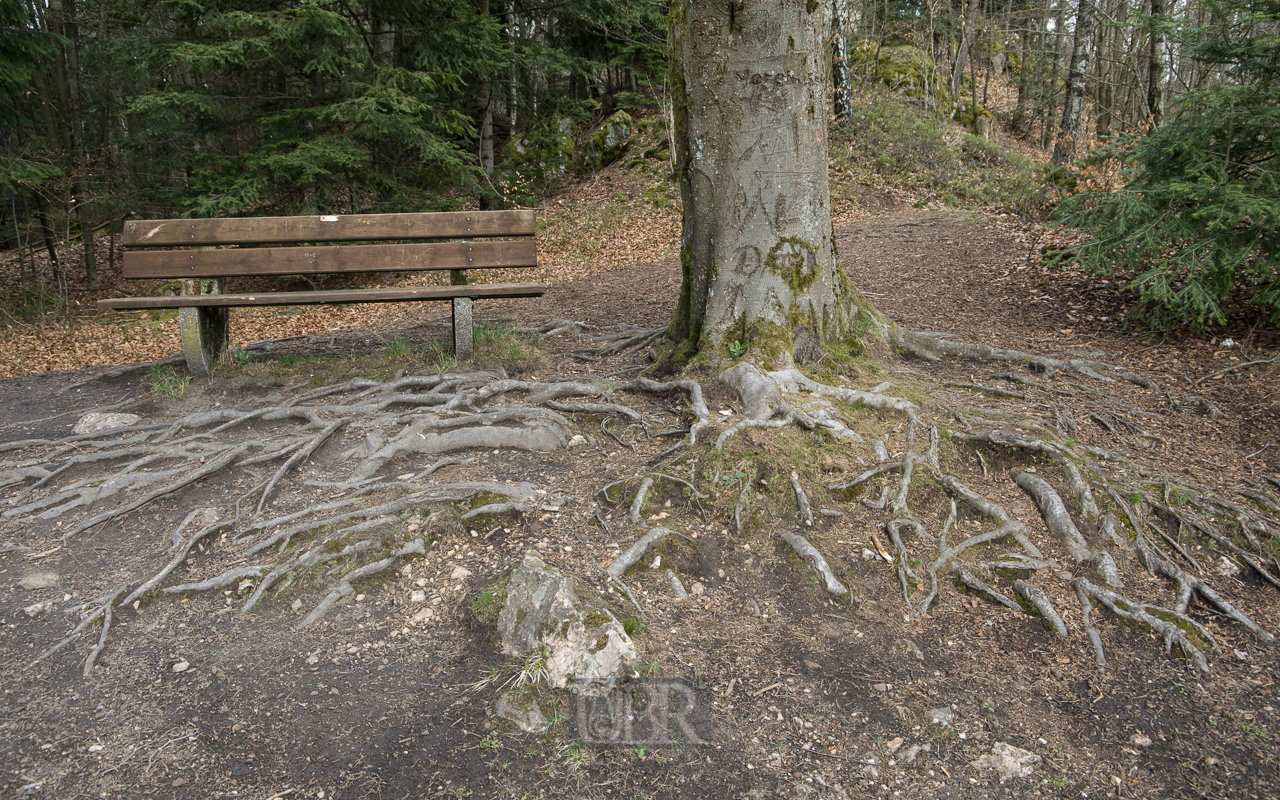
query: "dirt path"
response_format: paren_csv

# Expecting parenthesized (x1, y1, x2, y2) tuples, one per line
(2, 209, 1278, 800)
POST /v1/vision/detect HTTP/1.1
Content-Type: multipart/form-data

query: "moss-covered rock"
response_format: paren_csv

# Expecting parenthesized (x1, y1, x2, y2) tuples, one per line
(578, 110, 634, 174)
(850, 42, 951, 113)
(954, 99, 993, 137)
(499, 116, 576, 196)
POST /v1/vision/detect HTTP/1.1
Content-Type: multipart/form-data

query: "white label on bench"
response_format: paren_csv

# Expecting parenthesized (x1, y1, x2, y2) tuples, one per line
(320, 216, 339, 222)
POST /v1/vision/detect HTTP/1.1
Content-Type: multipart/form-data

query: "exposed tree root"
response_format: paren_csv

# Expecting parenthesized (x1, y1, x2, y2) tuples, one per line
(781, 532, 848, 597)
(1012, 580, 1069, 637)
(889, 328, 1158, 389)
(10, 321, 1279, 683)
(1073, 577, 1215, 673)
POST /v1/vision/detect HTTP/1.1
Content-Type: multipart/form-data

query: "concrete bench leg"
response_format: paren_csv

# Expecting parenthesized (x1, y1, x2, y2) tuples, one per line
(452, 296, 473, 361)
(179, 278, 229, 377)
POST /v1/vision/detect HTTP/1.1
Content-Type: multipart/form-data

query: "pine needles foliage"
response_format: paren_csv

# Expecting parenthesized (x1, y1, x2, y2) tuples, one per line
(1053, 0, 1280, 331)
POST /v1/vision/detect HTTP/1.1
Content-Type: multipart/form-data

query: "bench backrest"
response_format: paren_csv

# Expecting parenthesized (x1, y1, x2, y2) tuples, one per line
(121, 210, 537, 280)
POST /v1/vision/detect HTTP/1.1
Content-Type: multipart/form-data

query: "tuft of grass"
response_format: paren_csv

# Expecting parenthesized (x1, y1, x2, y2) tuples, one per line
(149, 364, 191, 399)
(475, 320, 541, 364)
(382, 335, 411, 362)
(621, 615, 644, 636)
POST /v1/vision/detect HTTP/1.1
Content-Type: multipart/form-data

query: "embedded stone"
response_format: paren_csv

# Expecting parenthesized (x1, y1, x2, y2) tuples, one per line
(72, 412, 141, 435)
(497, 552, 638, 697)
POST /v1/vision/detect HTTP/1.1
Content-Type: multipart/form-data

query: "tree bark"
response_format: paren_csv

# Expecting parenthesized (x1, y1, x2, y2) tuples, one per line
(831, 0, 852, 124)
(1146, 0, 1164, 126)
(950, 0, 976, 98)
(1052, 0, 1096, 165)
(58, 0, 96, 288)
(660, 0, 859, 371)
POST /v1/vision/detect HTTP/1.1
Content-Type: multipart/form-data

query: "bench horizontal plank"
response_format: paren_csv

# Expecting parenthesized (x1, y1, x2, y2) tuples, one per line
(123, 240, 537, 279)
(123, 210, 535, 247)
(97, 283, 545, 311)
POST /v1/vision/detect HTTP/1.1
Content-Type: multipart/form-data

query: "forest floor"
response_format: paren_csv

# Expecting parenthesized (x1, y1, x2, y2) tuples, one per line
(3, 176, 1280, 800)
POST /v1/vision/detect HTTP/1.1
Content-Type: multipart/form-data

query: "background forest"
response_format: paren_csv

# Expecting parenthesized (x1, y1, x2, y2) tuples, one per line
(0, 0, 1276, 332)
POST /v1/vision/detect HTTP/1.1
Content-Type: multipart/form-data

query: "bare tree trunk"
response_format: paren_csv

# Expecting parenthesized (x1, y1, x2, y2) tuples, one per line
(951, 0, 976, 97)
(831, 0, 853, 124)
(661, 0, 857, 370)
(1053, 0, 1096, 165)
(58, 0, 96, 288)
(507, 2, 518, 132)
(1012, 14, 1035, 134)
(1146, 0, 1164, 126)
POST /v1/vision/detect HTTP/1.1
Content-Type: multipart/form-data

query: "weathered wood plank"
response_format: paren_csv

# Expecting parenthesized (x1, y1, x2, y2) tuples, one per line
(123, 210, 535, 246)
(122, 240, 537, 279)
(97, 283, 545, 311)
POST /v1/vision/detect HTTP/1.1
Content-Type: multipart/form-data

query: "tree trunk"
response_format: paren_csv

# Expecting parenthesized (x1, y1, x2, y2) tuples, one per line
(831, 0, 852, 124)
(59, 0, 96, 288)
(1052, 0, 1096, 165)
(1012, 18, 1034, 134)
(1146, 0, 1164, 126)
(507, 2, 518, 132)
(950, 1, 976, 98)
(660, 0, 859, 371)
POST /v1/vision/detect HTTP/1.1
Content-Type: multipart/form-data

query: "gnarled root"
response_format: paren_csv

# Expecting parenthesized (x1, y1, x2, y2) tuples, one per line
(781, 532, 848, 597)
(1012, 580, 1069, 637)
(1073, 577, 1215, 673)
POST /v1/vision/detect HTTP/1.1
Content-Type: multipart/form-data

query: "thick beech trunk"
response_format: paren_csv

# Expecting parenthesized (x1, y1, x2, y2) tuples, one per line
(662, 0, 857, 369)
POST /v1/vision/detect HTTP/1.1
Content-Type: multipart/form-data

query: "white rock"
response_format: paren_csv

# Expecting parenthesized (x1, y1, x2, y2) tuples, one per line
(568, 434, 588, 448)
(450, 566, 473, 581)
(971, 742, 1041, 781)
(411, 607, 433, 624)
(172, 661, 190, 673)
(410, 590, 426, 603)
(73, 412, 141, 435)
(1129, 733, 1152, 748)
(650, 555, 661, 569)
(497, 552, 638, 697)
(18, 571, 59, 590)
(24, 600, 53, 617)
(928, 707, 954, 726)
(690, 581, 705, 596)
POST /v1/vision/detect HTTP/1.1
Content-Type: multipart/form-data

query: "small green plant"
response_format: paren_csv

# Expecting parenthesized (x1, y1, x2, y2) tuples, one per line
(621, 615, 644, 636)
(560, 742, 591, 772)
(383, 335, 411, 361)
(727, 339, 747, 358)
(471, 587, 500, 614)
(479, 733, 501, 750)
(1239, 720, 1273, 742)
(633, 744, 647, 759)
(149, 364, 191, 399)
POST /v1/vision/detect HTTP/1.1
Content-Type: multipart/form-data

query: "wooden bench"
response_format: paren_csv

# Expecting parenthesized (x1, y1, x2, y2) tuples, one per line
(98, 210, 544, 375)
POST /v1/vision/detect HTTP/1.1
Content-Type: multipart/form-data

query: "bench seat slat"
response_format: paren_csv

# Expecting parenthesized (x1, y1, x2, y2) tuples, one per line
(123, 210, 535, 246)
(97, 283, 545, 311)
(122, 240, 537, 279)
